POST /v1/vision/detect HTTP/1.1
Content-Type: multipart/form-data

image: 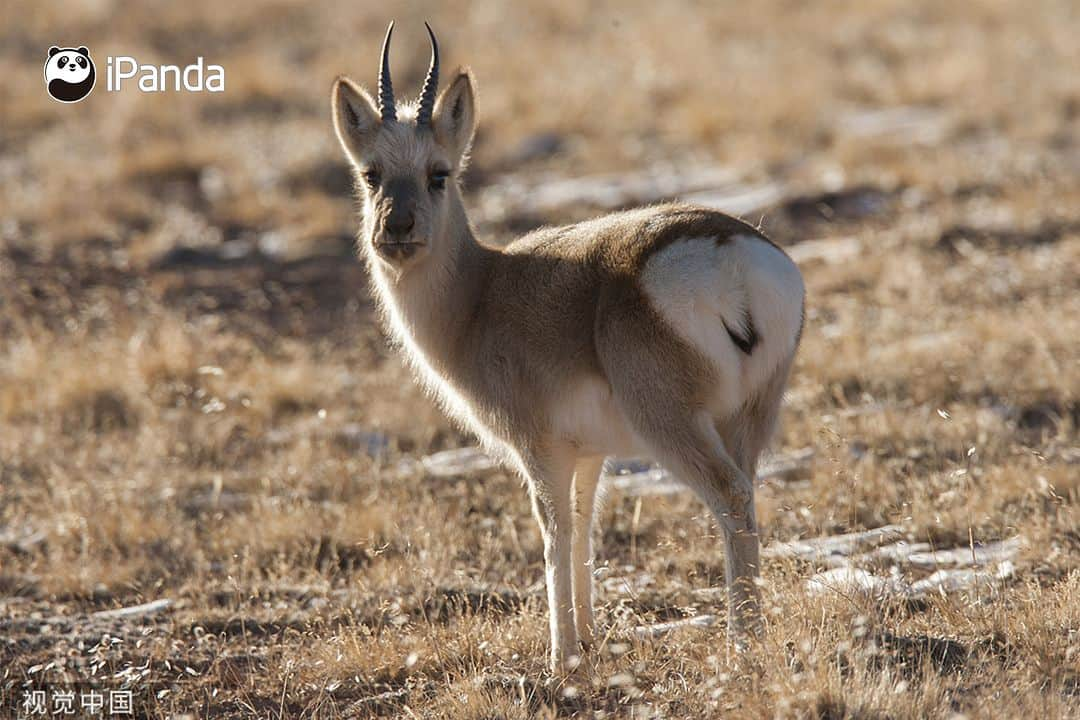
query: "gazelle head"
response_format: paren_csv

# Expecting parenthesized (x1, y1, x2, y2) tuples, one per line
(332, 22, 477, 271)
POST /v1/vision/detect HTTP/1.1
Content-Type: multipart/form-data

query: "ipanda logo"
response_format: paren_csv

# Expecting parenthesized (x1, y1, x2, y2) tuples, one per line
(45, 46, 96, 103)
(106, 56, 225, 93)
(45, 45, 224, 103)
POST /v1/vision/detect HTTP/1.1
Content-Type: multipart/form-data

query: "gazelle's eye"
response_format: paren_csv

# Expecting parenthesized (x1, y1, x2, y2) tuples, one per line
(429, 169, 449, 191)
(362, 169, 381, 189)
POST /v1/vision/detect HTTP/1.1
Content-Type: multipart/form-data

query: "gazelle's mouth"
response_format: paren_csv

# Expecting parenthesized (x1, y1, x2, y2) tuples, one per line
(374, 240, 426, 262)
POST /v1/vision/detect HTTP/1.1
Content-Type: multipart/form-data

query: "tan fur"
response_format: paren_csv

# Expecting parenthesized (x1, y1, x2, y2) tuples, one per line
(332, 52, 804, 671)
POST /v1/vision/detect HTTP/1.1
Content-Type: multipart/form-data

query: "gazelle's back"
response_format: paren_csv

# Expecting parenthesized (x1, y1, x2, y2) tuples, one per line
(503, 203, 767, 268)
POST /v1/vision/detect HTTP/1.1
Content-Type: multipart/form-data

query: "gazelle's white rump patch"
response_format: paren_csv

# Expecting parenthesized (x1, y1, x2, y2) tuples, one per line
(640, 234, 804, 416)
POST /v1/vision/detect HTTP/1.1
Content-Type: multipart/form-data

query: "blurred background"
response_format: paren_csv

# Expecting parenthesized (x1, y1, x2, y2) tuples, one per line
(1, 1, 1078, 718)
(4, 0, 1078, 256)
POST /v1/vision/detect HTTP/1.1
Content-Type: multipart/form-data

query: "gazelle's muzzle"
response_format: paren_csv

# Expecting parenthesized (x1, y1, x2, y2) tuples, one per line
(373, 179, 426, 262)
(374, 238, 425, 262)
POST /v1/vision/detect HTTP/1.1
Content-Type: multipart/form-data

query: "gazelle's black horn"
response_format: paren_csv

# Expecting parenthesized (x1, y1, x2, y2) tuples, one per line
(378, 21, 397, 122)
(416, 22, 439, 125)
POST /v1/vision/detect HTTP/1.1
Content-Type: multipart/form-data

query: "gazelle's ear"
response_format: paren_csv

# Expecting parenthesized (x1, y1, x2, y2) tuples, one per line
(331, 76, 381, 163)
(431, 67, 477, 169)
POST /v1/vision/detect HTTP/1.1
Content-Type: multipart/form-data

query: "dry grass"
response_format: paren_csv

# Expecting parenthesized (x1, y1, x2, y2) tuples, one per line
(2, 0, 1079, 718)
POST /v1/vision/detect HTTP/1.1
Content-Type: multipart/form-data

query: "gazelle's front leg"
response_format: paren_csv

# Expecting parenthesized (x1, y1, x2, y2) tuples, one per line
(525, 449, 578, 671)
(571, 456, 604, 647)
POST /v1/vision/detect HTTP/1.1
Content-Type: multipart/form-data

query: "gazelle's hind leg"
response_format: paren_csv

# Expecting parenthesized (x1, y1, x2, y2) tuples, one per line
(603, 380, 761, 644)
(659, 414, 762, 645)
(713, 358, 795, 643)
(695, 418, 762, 646)
(596, 294, 763, 648)
(571, 456, 605, 647)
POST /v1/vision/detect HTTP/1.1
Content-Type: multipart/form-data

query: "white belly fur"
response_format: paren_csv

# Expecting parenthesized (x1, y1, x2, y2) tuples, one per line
(552, 375, 651, 457)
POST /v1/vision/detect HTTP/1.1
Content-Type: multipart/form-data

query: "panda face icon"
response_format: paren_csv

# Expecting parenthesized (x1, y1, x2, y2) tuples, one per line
(45, 46, 96, 103)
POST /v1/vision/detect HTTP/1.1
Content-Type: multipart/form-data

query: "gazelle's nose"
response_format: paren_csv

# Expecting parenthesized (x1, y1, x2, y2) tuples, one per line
(385, 213, 415, 238)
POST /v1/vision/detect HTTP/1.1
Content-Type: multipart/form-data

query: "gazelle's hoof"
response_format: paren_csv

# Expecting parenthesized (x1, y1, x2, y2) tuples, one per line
(550, 652, 582, 675)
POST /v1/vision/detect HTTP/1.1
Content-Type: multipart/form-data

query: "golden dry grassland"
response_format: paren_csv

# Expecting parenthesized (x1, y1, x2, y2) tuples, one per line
(1, 1, 1078, 717)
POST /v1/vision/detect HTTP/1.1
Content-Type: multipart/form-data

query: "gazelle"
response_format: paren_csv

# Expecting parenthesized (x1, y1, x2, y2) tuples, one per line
(331, 22, 805, 671)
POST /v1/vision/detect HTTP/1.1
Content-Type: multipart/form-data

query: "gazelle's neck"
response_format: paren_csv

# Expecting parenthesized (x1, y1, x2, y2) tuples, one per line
(369, 200, 494, 372)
